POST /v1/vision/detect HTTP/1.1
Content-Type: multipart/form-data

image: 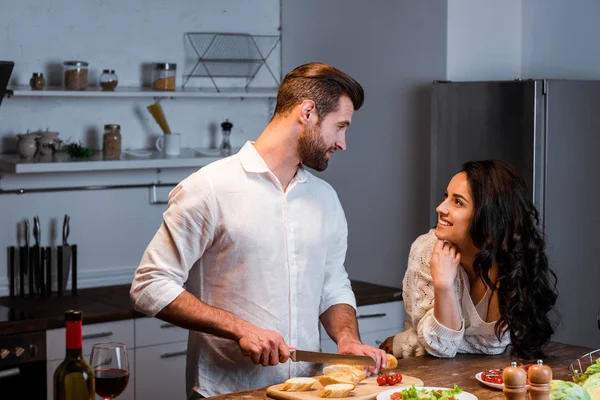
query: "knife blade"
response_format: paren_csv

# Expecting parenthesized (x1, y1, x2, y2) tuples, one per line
(289, 350, 376, 366)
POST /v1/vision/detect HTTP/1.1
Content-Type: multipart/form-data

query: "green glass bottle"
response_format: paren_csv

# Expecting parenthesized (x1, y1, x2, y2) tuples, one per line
(53, 310, 95, 400)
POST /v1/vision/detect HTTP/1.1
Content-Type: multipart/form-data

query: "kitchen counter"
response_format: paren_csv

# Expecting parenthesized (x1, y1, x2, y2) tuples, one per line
(0, 280, 401, 335)
(206, 342, 593, 400)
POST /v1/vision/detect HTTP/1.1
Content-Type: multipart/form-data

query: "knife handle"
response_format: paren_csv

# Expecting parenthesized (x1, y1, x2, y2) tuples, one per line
(19, 246, 25, 297)
(28, 247, 34, 297)
(57, 246, 63, 296)
(8, 247, 15, 297)
(45, 246, 52, 296)
(71, 244, 77, 295)
(40, 247, 46, 296)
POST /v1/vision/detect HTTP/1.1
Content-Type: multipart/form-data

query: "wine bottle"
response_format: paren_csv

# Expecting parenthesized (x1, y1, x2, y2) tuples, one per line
(53, 310, 95, 400)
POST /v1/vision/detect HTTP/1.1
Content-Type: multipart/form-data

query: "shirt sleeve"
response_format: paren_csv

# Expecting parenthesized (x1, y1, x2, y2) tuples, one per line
(319, 195, 356, 316)
(130, 172, 217, 316)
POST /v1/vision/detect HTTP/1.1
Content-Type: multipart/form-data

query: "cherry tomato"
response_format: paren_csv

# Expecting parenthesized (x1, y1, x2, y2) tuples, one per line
(388, 375, 398, 385)
(376, 375, 387, 386)
(390, 393, 402, 400)
(493, 376, 503, 384)
(395, 373, 403, 383)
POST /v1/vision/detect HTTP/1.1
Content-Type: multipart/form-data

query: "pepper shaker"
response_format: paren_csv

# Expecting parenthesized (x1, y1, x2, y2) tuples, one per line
(220, 119, 233, 157)
(528, 359, 552, 400)
(503, 361, 528, 400)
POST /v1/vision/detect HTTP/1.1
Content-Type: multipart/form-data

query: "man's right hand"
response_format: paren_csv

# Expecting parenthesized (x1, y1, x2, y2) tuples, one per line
(238, 324, 290, 366)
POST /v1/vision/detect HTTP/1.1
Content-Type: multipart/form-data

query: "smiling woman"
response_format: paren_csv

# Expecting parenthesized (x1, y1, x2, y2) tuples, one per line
(379, 160, 559, 360)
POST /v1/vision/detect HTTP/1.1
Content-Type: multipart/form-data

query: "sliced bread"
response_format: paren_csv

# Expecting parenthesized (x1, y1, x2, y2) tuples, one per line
(281, 377, 316, 392)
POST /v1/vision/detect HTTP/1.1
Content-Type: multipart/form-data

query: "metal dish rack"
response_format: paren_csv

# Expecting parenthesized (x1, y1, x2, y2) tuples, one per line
(569, 348, 600, 376)
(183, 32, 280, 92)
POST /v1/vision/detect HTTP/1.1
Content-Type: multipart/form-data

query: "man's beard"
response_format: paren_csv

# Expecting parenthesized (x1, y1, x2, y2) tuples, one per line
(297, 124, 335, 172)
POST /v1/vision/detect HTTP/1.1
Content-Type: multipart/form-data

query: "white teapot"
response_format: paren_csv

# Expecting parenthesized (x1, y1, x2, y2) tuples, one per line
(16, 130, 40, 159)
(37, 129, 61, 156)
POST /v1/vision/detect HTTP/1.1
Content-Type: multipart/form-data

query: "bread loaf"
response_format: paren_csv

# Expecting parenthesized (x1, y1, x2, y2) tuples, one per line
(322, 365, 366, 383)
(380, 354, 398, 371)
(318, 371, 356, 388)
(319, 383, 354, 398)
(281, 377, 316, 392)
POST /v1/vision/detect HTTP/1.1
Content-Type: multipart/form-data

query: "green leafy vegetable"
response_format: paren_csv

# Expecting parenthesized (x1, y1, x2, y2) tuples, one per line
(574, 359, 600, 385)
(550, 379, 591, 399)
(61, 141, 92, 159)
(390, 385, 462, 400)
(582, 373, 600, 399)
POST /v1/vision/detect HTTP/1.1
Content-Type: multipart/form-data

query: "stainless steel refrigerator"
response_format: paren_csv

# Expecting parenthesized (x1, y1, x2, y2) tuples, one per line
(430, 79, 600, 348)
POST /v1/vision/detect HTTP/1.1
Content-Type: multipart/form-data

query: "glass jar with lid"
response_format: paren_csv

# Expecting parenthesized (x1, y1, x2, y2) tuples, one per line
(100, 69, 119, 91)
(102, 124, 122, 159)
(152, 63, 177, 91)
(63, 61, 89, 90)
(29, 73, 46, 90)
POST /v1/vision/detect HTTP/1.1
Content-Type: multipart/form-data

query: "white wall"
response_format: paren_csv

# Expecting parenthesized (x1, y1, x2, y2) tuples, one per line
(522, 0, 600, 79)
(281, 0, 447, 287)
(0, 0, 280, 295)
(447, 0, 521, 81)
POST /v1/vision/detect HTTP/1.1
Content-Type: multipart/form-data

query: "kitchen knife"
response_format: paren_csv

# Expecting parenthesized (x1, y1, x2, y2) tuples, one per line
(289, 350, 376, 366)
(8, 246, 15, 297)
(23, 220, 29, 296)
(33, 216, 41, 295)
(61, 214, 71, 290)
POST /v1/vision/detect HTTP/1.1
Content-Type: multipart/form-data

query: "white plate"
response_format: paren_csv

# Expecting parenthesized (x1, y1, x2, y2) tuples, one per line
(377, 386, 477, 400)
(475, 372, 503, 390)
(475, 371, 531, 391)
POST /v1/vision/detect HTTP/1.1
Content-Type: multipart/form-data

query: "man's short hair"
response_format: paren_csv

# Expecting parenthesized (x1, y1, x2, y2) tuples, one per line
(273, 62, 364, 119)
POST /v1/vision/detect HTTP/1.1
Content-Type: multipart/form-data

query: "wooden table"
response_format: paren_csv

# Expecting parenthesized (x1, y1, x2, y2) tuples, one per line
(207, 342, 593, 400)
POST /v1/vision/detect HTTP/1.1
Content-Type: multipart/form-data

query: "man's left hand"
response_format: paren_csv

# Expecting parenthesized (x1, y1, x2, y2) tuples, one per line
(337, 338, 387, 375)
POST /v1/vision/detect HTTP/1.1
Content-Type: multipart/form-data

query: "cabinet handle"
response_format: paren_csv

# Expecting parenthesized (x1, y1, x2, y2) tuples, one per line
(356, 313, 386, 319)
(0, 368, 20, 379)
(151, 185, 169, 205)
(160, 350, 187, 359)
(160, 323, 178, 329)
(82, 331, 114, 340)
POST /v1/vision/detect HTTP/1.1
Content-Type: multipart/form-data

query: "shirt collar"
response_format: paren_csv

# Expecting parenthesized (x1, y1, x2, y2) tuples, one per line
(238, 141, 308, 183)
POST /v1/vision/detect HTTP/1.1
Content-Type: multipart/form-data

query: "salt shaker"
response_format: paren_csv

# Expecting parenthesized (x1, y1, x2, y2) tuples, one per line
(528, 359, 552, 400)
(502, 361, 528, 400)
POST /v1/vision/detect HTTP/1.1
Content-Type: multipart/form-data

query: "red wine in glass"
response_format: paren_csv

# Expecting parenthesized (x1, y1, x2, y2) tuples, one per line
(90, 342, 129, 399)
(95, 368, 129, 398)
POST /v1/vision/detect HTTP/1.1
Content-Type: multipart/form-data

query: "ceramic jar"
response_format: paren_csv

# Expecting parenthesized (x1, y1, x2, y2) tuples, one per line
(16, 131, 40, 159)
(37, 129, 61, 156)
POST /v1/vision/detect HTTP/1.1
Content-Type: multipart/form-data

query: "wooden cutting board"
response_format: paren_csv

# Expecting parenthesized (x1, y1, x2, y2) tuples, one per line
(266, 375, 424, 400)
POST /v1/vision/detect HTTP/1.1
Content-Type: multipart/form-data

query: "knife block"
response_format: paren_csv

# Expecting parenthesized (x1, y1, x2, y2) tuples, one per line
(6, 244, 78, 297)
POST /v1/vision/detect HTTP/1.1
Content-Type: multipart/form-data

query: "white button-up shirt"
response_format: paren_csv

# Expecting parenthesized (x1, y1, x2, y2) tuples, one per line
(130, 141, 356, 397)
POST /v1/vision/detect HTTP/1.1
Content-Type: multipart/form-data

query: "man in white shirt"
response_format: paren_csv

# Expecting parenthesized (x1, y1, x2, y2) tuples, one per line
(130, 62, 387, 398)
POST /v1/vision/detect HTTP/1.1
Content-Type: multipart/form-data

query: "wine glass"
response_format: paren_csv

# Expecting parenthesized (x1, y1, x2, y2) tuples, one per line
(90, 342, 130, 400)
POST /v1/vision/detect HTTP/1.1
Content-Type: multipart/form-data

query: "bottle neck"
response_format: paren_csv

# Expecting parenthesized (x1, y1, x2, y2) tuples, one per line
(65, 320, 83, 359)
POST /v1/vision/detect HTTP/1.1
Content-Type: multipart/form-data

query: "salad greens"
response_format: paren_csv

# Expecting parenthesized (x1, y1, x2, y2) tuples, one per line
(391, 385, 463, 399)
(549, 357, 600, 399)
(550, 380, 591, 400)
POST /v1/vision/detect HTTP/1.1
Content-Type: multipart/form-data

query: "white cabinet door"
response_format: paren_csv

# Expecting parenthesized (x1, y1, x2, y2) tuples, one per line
(135, 341, 187, 400)
(47, 319, 135, 362)
(134, 317, 188, 348)
(47, 349, 135, 400)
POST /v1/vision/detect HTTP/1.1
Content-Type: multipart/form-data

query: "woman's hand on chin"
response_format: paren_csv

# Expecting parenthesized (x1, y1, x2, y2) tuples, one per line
(430, 239, 461, 290)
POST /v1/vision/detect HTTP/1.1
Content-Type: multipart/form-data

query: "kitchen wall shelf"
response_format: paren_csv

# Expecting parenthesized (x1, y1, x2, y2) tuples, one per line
(0, 148, 234, 174)
(6, 85, 277, 99)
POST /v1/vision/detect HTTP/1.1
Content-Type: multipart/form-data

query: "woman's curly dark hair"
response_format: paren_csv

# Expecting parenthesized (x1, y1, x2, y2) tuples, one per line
(462, 160, 559, 359)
